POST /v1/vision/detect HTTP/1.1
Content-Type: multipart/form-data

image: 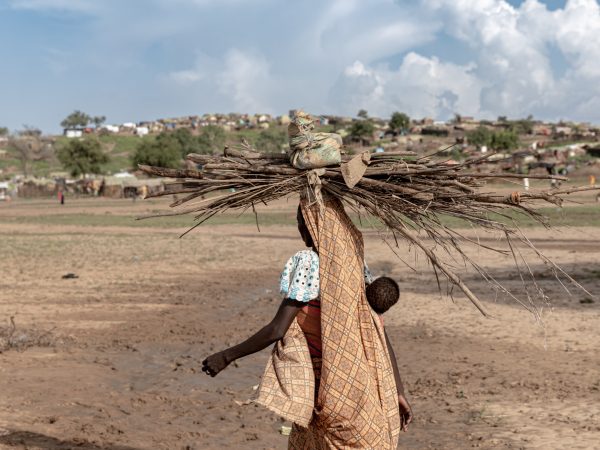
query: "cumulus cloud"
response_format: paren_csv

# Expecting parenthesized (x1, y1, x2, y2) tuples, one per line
(3, 0, 600, 132)
(165, 49, 276, 113)
(331, 55, 481, 120)
(330, 0, 600, 121)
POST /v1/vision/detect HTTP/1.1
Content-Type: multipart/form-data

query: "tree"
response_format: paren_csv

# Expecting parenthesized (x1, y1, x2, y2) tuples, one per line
(490, 130, 519, 151)
(60, 110, 91, 129)
(9, 132, 54, 176)
(0, 126, 8, 136)
(357, 109, 369, 119)
(19, 125, 42, 137)
(132, 135, 181, 169)
(196, 125, 226, 154)
(57, 137, 109, 176)
(467, 126, 519, 151)
(171, 128, 197, 157)
(466, 126, 493, 148)
(349, 120, 375, 145)
(256, 128, 288, 154)
(389, 112, 410, 134)
(92, 116, 106, 128)
(509, 116, 534, 135)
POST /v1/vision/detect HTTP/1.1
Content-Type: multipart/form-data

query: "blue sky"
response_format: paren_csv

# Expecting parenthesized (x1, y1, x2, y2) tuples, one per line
(1, 0, 599, 133)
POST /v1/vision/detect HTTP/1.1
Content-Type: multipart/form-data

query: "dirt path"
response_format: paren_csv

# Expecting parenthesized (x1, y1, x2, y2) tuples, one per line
(1, 199, 599, 449)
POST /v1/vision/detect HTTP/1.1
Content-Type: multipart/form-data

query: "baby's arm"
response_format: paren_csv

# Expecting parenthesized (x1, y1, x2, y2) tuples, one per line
(202, 298, 304, 377)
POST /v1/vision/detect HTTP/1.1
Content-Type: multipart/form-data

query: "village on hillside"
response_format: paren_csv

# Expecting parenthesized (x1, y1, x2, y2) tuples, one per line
(1, 109, 599, 201)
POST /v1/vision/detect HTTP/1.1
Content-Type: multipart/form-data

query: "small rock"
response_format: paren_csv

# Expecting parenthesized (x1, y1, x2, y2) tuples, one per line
(61, 273, 79, 279)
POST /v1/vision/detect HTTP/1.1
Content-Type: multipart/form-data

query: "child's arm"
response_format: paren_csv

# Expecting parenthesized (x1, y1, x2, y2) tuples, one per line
(202, 298, 304, 377)
(385, 329, 413, 431)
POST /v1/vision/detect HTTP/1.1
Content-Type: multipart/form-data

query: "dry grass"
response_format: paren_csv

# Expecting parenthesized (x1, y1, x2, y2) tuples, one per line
(0, 316, 70, 353)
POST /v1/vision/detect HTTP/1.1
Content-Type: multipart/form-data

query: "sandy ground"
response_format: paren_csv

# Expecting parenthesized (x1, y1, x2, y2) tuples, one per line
(0, 197, 599, 450)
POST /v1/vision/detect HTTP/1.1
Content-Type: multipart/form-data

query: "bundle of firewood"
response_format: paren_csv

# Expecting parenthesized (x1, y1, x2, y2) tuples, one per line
(139, 145, 598, 316)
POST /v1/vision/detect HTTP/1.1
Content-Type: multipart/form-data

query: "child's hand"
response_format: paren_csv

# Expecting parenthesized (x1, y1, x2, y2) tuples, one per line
(398, 394, 413, 431)
(202, 351, 230, 377)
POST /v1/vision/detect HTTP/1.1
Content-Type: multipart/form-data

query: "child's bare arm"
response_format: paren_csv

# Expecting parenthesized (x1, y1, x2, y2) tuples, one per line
(202, 298, 304, 377)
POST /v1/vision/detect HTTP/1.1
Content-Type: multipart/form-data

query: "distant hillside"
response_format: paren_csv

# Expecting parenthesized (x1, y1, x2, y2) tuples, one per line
(0, 127, 283, 178)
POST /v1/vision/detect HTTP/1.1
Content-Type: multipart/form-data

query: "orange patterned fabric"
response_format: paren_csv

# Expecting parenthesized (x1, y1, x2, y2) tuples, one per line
(257, 194, 400, 448)
(295, 195, 401, 449)
(255, 318, 316, 427)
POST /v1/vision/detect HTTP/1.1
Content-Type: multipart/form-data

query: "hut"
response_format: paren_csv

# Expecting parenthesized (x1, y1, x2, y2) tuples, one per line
(0, 182, 9, 201)
(99, 176, 164, 198)
(17, 178, 57, 198)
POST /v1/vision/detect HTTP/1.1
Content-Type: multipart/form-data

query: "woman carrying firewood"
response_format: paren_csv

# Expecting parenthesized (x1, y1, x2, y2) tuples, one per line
(202, 194, 411, 449)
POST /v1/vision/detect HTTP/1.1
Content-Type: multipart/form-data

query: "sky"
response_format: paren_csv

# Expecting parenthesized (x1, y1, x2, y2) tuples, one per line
(1, 0, 599, 133)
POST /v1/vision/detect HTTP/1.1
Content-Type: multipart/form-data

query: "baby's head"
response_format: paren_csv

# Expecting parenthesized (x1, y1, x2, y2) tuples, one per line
(366, 277, 400, 314)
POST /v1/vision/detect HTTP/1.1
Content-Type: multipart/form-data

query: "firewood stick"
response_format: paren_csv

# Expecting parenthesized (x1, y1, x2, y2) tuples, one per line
(138, 164, 203, 179)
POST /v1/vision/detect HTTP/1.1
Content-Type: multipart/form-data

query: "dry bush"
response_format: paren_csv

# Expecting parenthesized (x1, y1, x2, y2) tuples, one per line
(0, 316, 71, 353)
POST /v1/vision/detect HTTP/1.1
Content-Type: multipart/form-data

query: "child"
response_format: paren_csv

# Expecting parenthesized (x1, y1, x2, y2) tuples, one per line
(366, 276, 400, 316)
(366, 275, 412, 428)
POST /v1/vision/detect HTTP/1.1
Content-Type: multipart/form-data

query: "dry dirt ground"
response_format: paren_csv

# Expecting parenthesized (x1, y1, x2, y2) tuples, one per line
(0, 196, 599, 450)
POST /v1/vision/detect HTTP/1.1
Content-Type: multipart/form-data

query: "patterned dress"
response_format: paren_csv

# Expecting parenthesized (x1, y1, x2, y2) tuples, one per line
(279, 249, 373, 359)
(256, 196, 401, 450)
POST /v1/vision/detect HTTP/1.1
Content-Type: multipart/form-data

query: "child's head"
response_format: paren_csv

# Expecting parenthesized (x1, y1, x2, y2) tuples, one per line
(366, 277, 400, 314)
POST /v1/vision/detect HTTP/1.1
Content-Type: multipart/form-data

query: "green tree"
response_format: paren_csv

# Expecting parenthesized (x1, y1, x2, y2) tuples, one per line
(349, 120, 375, 145)
(490, 130, 519, 150)
(357, 109, 369, 119)
(92, 116, 106, 128)
(255, 128, 288, 153)
(57, 137, 109, 176)
(466, 126, 493, 148)
(196, 125, 226, 154)
(171, 128, 197, 157)
(389, 112, 410, 134)
(60, 110, 91, 129)
(132, 136, 181, 169)
(509, 116, 534, 135)
(0, 126, 8, 136)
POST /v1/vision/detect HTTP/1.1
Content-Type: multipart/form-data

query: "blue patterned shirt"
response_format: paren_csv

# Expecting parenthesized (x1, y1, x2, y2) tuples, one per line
(280, 250, 373, 302)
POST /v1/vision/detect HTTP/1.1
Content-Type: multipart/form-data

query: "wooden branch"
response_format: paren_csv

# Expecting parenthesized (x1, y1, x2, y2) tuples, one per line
(357, 177, 435, 202)
(457, 172, 569, 181)
(138, 164, 202, 179)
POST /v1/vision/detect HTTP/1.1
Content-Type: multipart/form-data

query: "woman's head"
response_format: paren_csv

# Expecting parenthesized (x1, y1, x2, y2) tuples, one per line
(297, 205, 314, 249)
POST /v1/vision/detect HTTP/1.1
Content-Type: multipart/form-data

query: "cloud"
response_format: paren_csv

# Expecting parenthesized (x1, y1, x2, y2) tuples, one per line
(165, 49, 276, 113)
(312, 0, 439, 64)
(331, 0, 600, 121)
(331, 55, 481, 120)
(8, 0, 98, 13)
(2, 0, 600, 132)
(218, 49, 275, 113)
